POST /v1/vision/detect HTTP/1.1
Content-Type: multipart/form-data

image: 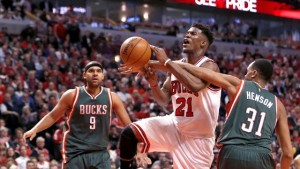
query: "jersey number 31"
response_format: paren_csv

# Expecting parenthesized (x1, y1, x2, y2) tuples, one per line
(241, 107, 266, 136)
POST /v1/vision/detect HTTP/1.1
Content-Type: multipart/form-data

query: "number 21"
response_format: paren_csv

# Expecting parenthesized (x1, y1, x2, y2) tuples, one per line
(175, 97, 193, 117)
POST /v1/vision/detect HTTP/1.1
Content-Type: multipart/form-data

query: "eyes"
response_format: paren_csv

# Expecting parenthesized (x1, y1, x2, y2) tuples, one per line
(87, 68, 102, 73)
(185, 31, 198, 36)
(87, 69, 102, 73)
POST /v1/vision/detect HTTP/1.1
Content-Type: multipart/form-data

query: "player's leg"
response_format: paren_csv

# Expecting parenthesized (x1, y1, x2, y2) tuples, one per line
(218, 145, 275, 169)
(172, 136, 215, 169)
(119, 125, 139, 169)
(63, 155, 85, 169)
(130, 115, 177, 153)
(84, 151, 111, 169)
(119, 115, 176, 169)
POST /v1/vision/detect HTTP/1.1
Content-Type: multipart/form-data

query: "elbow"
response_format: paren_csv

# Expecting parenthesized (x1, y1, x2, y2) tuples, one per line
(186, 83, 205, 93)
(187, 79, 207, 92)
(157, 101, 169, 108)
(189, 86, 202, 93)
(156, 97, 170, 107)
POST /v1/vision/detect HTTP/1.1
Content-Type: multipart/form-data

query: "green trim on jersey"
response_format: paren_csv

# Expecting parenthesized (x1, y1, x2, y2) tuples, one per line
(64, 86, 111, 162)
(218, 80, 277, 151)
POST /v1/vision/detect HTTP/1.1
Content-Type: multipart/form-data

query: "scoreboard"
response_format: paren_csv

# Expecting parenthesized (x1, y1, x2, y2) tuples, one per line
(168, 0, 300, 20)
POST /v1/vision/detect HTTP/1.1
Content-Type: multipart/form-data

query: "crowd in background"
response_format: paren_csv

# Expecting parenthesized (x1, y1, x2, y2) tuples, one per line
(0, 0, 299, 51)
(0, 2, 299, 169)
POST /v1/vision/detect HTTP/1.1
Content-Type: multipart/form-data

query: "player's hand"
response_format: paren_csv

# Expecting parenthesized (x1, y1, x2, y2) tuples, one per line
(143, 66, 158, 87)
(118, 63, 142, 74)
(136, 152, 152, 167)
(118, 64, 135, 74)
(150, 45, 170, 64)
(136, 143, 152, 167)
(23, 129, 37, 141)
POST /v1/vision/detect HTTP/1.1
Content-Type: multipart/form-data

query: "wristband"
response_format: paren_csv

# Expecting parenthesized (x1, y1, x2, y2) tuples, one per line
(164, 59, 171, 66)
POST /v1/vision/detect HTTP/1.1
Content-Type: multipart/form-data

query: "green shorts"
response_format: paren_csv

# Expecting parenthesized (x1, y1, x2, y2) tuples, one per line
(63, 151, 111, 169)
(217, 145, 275, 169)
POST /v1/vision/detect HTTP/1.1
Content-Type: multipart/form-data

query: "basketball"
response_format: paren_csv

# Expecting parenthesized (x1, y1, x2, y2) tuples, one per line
(120, 36, 151, 71)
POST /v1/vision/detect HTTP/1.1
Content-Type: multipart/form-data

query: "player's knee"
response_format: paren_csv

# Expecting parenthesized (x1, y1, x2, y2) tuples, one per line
(120, 125, 138, 140)
(119, 125, 138, 160)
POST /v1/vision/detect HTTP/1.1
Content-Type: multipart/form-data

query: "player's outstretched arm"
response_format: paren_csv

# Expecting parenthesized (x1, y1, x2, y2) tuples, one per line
(275, 99, 293, 169)
(151, 45, 213, 92)
(111, 92, 131, 127)
(178, 63, 240, 98)
(23, 89, 75, 141)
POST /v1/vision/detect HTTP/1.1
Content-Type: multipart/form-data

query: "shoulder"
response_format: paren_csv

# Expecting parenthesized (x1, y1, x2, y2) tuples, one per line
(276, 97, 285, 111)
(110, 91, 119, 99)
(109, 91, 123, 107)
(201, 58, 220, 72)
(275, 97, 287, 120)
(60, 88, 78, 102)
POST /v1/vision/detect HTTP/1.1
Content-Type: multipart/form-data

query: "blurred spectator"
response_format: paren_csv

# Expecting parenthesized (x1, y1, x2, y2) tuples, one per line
(0, 127, 10, 147)
(21, 106, 37, 132)
(49, 159, 59, 169)
(66, 19, 80, 45)
(0, 93, 20, 132)
(39, 0, 53, 12)
(31, 137, 50, 162)
(36, 153, 49, 169)
(26, 160, 36, 169)
(1, 0, 13, 11)
(108, 125, 120, 150)
(6, 147, 18, 159)
(53, 17, 67, 45)
(15, 145, 30, 169)
(52, 122, 63, 162)
(166, 24, 179, 36)
(20, 24, 36, 41)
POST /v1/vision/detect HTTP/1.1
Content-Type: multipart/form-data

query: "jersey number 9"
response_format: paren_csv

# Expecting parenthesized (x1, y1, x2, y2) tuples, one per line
(90, 116, 96, 130)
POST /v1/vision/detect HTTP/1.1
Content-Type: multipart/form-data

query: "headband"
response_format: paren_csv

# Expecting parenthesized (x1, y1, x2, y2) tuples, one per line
(84, 61, 103, 72)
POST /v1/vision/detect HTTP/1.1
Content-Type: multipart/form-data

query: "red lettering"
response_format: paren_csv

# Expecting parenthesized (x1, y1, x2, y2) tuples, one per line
(171, 80, 199, 97)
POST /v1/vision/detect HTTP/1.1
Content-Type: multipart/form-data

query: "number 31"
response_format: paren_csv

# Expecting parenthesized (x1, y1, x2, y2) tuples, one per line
(241, 107, 266, 136)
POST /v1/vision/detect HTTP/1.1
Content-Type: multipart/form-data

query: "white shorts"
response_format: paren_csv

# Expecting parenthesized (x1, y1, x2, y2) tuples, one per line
(131, 115, 215, 169)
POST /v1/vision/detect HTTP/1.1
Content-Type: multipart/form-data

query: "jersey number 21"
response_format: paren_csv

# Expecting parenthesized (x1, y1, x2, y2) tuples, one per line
(175, 97, 194, 117)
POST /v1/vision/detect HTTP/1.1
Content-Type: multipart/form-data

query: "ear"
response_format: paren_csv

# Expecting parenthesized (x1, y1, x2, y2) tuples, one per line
(83, 72, 86, 79)
(100, 74, 105, 81)
(252, 70, 258, 78)
(200, 40, 207, 48)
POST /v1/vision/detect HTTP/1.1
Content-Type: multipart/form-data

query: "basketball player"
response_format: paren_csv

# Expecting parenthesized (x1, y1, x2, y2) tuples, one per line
(157, 58, 292, 169)
(119, 23, 221, 169)
(23, 61, 131, 169)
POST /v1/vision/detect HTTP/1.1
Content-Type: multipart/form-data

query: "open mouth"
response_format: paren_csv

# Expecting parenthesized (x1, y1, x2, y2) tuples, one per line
(183, 39, 190, 45)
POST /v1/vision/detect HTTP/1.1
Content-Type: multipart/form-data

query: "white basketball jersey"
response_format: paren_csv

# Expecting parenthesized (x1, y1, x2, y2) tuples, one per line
(170, 56, 221, 138)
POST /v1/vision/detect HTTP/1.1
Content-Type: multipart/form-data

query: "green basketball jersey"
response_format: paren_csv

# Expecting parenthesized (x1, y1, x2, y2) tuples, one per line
(63, 86, 112, 162)
(218, 80, 277, 151)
